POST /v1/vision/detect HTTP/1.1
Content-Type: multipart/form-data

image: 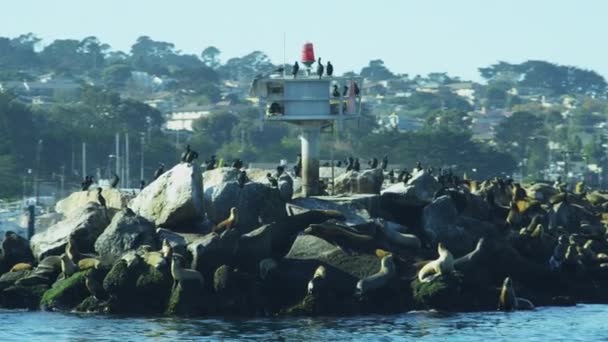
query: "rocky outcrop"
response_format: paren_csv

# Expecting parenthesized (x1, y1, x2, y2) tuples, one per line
(382, 170, 441, 206)
(55, 188, 130, 218)
(129, 163, 204, 230)
(333, 168, 384, 195)
(204, 168, 287, 234)
(30, 202, 109, 261)
(94, 209, 158, 263)
(422, 196, 473, 256)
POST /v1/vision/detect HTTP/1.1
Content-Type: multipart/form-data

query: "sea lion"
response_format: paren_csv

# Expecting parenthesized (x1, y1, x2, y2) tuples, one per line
(171, 254, 204, 287)
(143, 251, 167, 269)
(356, 254, 396, 294)
(377, 220, 421, 250)
(213, 207, 238, 234)
(60, 253, 79, 278)
(453, 238, 486, 272)
(78, 258, 101, 271)
(304, 221, 374, 243)
(417, 243, 454, 283)
(498, 277, 534, 311)
(307, 265, 327, 296)
(10, 263, 32, 272)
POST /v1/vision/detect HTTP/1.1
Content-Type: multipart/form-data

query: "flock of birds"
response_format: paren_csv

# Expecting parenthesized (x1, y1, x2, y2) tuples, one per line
(275, 58, 360, 95)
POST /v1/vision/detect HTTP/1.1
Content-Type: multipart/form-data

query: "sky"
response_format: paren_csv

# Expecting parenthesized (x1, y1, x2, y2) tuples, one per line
(1, 0, 606, 82)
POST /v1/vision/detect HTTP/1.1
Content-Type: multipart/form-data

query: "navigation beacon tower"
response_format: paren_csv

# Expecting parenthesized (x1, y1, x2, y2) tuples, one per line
(251, 42, 363, 197)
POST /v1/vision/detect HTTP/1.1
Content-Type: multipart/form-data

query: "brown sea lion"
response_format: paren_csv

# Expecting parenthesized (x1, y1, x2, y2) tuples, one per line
(10, 263, 32, 272)
(171, 254, 204, 286)
(213, 207, 238, 234)
(498, 277, 534, 311)
(418, 243, 454, 282)
(356, 253, 396, 294)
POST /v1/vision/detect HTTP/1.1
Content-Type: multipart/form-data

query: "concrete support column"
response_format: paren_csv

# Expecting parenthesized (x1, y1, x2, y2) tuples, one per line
(301, 124, 321, 197)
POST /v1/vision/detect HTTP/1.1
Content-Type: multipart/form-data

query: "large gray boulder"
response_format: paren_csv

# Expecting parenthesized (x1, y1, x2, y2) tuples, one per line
(30, 202, 109, 261)
(204, 168, 287, 234)
(422, 196, 473, 256)
(333, 168, 384, 195)
(381, 170, 441, 205)
(289, 197, 372, 225)
(130, 163, 204, 229)
(94, 208, 158, 263)
(56, 188, 130, 218)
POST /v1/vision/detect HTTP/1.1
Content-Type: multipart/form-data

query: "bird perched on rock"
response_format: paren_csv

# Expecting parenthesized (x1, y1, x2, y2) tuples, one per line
(317, 58, 324, 79)
(326, 61, 334, 77)
(213, 207, 238, 234)
(368, 157, 378, 169)
(110, 173, 120, 188)
(292, 61, 300, 78)
(81, 176, 93, 191)
(232, 159, 243, 170)
(238, 170, 248, 188)
(267, 173, 278, 188)
(388, 169, 395, 183)
(153, 163, 165, 180)
(381, 155, 388, 170)
(276, 165, 285, 177)
(97, 187, 107, 210)
(346, 157, 354, 171)
(205, 155, 217, 170)
(180, 145, 191, 163)
(332, 85, 340, 98)
(336, 161, 342, 167)
(353, 158, 360, 172)
(186, 150, 198, 163)
(294, 154, 302, 178)
(139, 180, 146, 190)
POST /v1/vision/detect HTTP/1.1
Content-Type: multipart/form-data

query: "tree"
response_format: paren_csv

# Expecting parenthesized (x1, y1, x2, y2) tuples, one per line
(360, 59, 395, 80)
(494, 111, 544, 164)
(201, 46, 221, 69)
(102, 64, 132, 89)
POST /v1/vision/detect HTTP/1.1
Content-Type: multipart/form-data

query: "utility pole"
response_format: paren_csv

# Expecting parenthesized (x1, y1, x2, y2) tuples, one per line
(140, 133, 145, 182)
(81, 142, 86, 180)
(34, 139, 43, 205)
(125, 132, 130, 188)
(115, 133, 120, 179)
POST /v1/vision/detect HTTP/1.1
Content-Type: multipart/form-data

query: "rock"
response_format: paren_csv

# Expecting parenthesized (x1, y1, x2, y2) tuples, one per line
(94, 209, 157, 263)
(35, 212, 64, 233)
(56, 188, 130, 218)
(213, 265, 258, 316)
(101, 255, 171, 314)
(0, 232, 35, 273)
(289, 197, 373, 225)
(30, 202, 109, 261)
(0, 270, 30, 291)
(0, 284, 49, 309)
(411, 272, 495, 312)
(129, 163, 204, 230)
(156, 228, 187, 248)
(382, 170, 441, 205)
(235, 210, 346, 271)
(204, 168, 287, 234)
(189, 229, 240, 278)
(286, 235, 340, 260)
(40, 270, 91, 311)
(166, 279, 207, 316)
(422, 196, 474, 256)
(333, 168, 384, 195)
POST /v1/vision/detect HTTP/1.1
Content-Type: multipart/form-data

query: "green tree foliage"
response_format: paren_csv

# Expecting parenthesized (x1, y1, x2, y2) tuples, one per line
(219, 51, 274, 81)
(360, 59, 395, 80)
(102, 64, 132, 89)
(494, 111, 544, 161)
(201, 46, 221, 68)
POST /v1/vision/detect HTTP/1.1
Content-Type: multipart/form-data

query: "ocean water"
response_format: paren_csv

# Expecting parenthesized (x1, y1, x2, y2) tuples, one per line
(1, 305, 607, 342)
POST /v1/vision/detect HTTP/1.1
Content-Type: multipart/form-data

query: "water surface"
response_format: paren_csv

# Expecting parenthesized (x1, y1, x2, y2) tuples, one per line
(1, 305, 606, 341)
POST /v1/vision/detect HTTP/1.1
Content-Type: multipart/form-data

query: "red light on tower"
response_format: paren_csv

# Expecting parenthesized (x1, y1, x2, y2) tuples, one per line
(301, 42, 315, 68)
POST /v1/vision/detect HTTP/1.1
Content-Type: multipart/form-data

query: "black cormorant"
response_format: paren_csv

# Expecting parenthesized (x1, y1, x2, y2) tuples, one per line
(97, 187, 107, 210)
(267, 173, 278, 188)
(180, 145, 191, 162)
(381, 155, 388, 170)
(354, 82, 360, 96)
(232, 159, 243, 170)
(326, 61, 334, 76)
(353, 158, 360, 172)
(332, 85, 340, 98)
(342, 85, 349, 97)
(110, 173, 120, 188)
(153, 163, 165, 180)
(238, 170, 248, 188)
(316, 58, 324, 79)
(292, 61, 299, 78)
(294, 154, 302, 178)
